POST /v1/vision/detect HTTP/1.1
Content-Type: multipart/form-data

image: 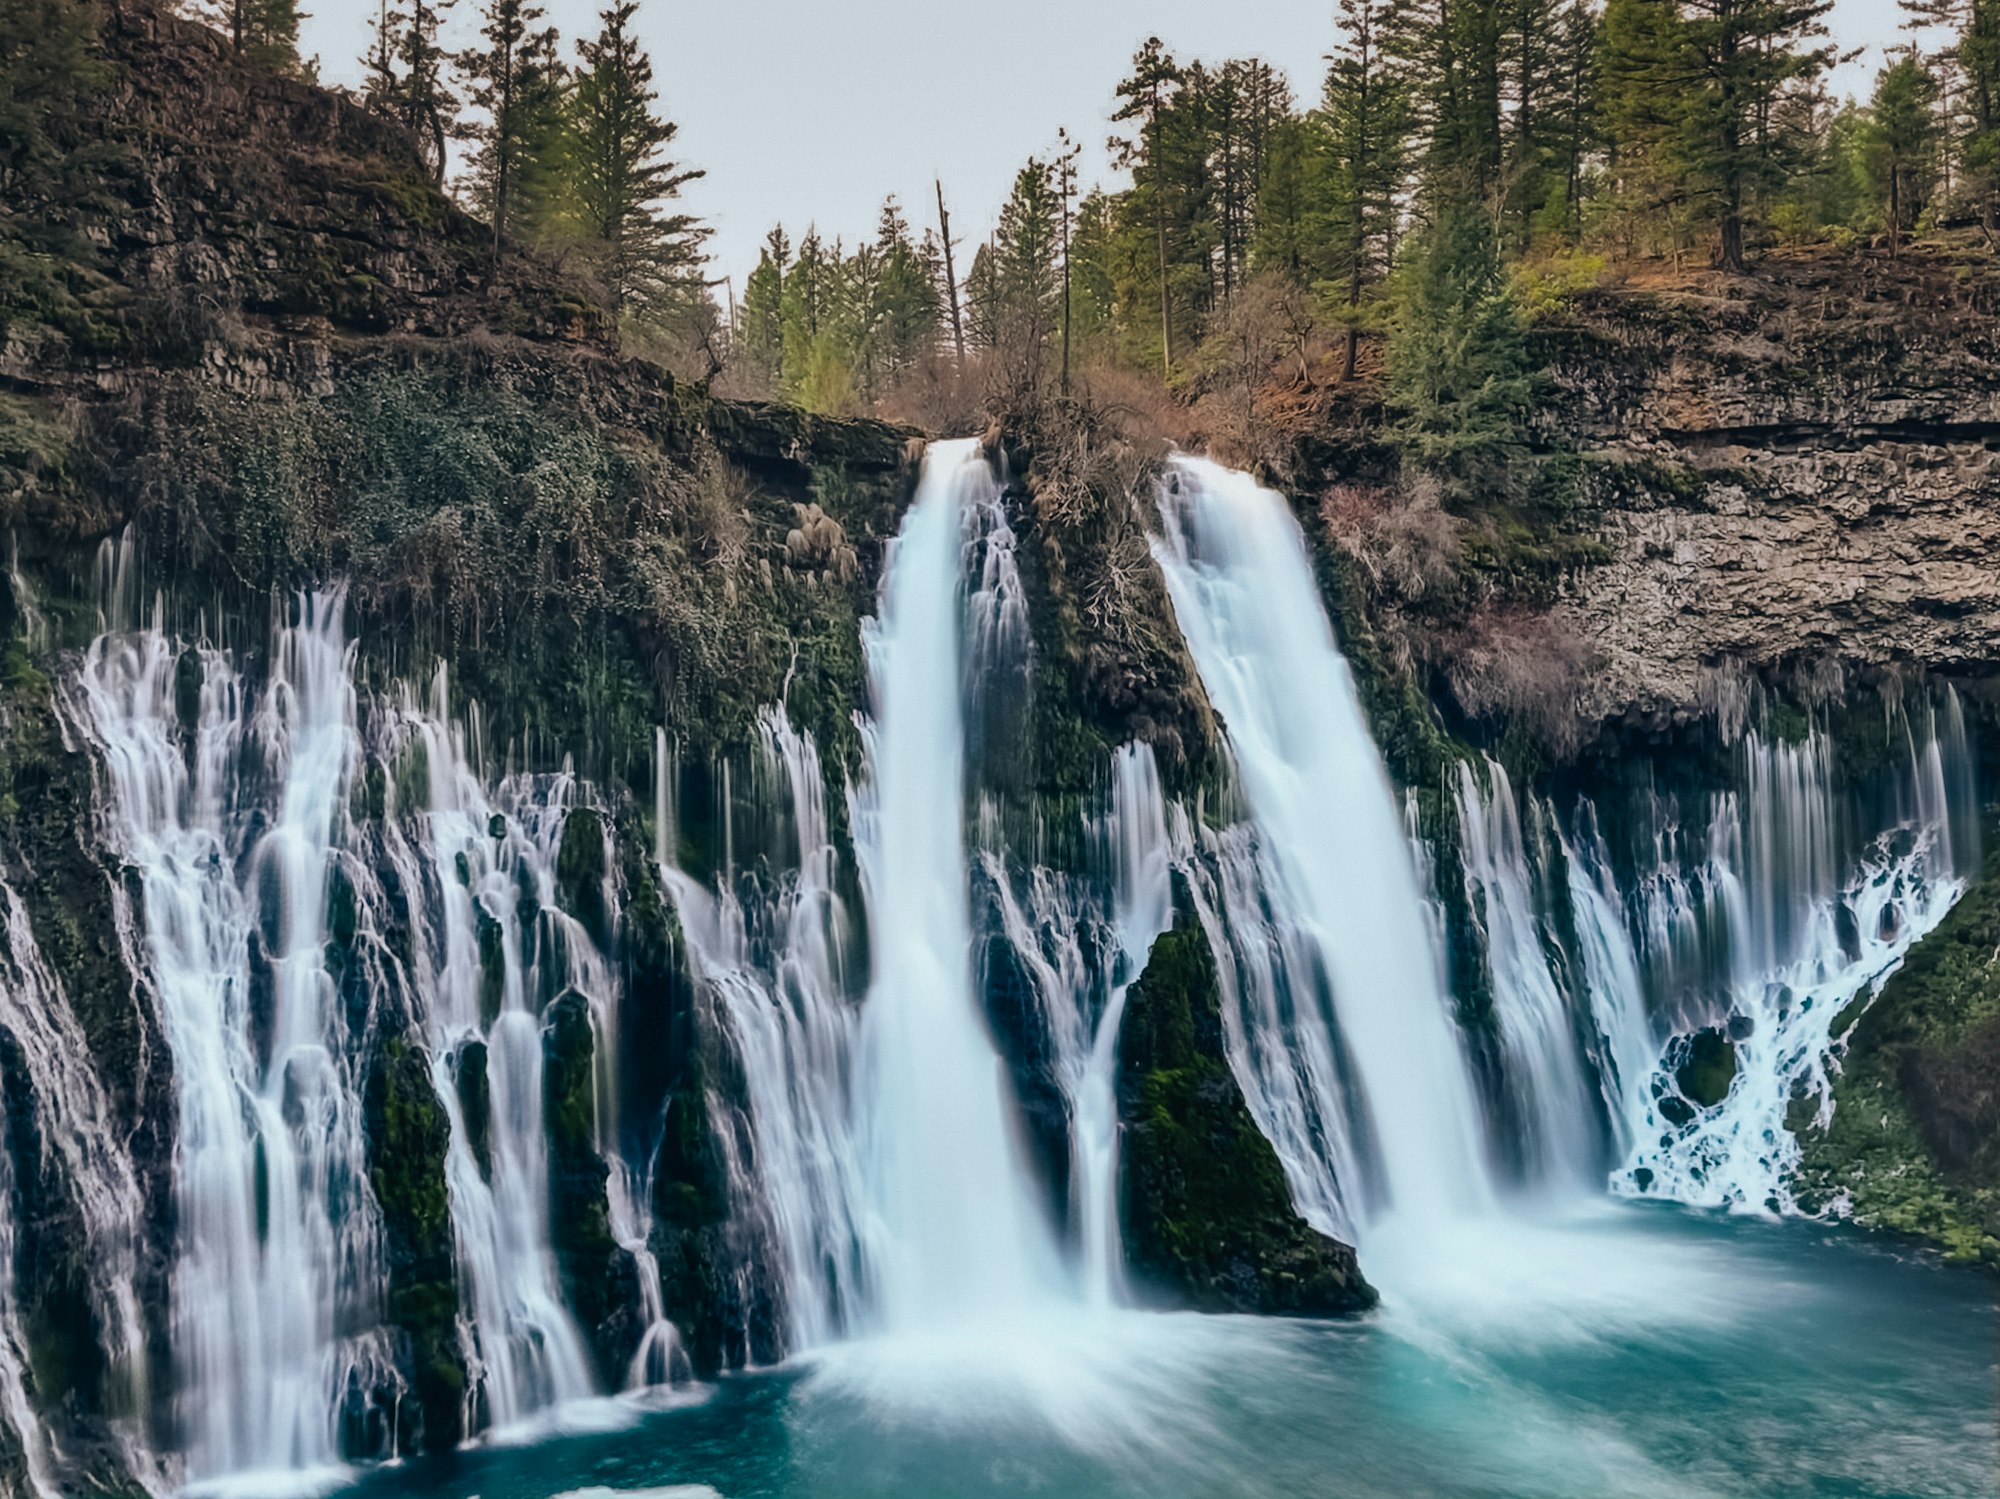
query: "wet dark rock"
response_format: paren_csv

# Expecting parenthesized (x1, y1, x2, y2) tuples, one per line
(362, 1033, 461, 1453)
(1117, 882, 1374, 1315)
(1674, 1027, 1739, 1110)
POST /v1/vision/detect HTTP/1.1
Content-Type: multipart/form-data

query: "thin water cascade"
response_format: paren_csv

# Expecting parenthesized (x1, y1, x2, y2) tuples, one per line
(1616, 713, 1974, 1211)
(1557, 811, 1660, 1154)
(384, 669, 594, 1431)
(1151, 456, 1492, 1235)
(659, 706, 867, 1351)
(1074, 744, 1172, 1306)
(0, 880, 156, 1488)
(73, 584, 385, 1485)
(1452, 758, 1603, 1189)
(849, 437, 1064, 1330)
(0, 1129, 48, 1499)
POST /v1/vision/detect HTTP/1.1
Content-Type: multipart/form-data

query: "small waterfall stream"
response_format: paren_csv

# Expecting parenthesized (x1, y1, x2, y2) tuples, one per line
(384, 669, 595, 1429)
(73, 580, 386, 1483)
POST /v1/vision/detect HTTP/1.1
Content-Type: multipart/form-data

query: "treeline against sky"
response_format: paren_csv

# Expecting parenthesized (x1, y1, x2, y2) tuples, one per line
(17, 0, 2000, 413)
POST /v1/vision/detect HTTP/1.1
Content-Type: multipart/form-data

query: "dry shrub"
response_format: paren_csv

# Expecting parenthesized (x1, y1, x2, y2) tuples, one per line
(1322, 472, 1465, 604)
(1184, 274, 1320, 471)
(876, 350, 988, 436)
(1444, 604, 1595, 757)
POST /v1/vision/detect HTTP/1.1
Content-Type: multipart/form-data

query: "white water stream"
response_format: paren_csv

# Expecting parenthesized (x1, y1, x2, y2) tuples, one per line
(848, 437, 1065, 1331)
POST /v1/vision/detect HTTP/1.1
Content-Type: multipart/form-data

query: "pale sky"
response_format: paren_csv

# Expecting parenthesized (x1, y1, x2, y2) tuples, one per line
(301, 0, 1915, 295)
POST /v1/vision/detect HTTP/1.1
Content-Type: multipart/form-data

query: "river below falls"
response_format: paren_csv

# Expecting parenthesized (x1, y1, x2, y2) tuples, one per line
(338, 1207, 1996, 1499)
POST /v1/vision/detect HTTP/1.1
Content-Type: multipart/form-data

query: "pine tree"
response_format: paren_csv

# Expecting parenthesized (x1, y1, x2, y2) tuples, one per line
(1674, 0, 1837, 270)
(1390, 0, 1507, 203)
(217, 0, 307, 75)
(369, 0, 457, 185)
(1386, 202, 1540, 497)
(1250, 113, 1327, 281)
(1111, 37, 1186, 376)
(737, 225, 789, 388)
(458, 0, 567, 255)
(869, 197, 941, 386)
(1903, 0, 2000, 245)
(1324, 0, 1412, 378)
(1865, 52, 1944, 254)
(1598, 0, 1692, 253)
(568, 2, 708, 324)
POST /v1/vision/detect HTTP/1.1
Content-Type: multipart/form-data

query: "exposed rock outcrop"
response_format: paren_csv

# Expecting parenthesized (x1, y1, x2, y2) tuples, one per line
(1118, 890, 1375, 1316)
(1544, 255, 2000, 729)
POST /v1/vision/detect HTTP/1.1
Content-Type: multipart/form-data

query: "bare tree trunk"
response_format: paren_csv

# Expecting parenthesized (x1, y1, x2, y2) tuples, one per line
(936, 180, 966, 364)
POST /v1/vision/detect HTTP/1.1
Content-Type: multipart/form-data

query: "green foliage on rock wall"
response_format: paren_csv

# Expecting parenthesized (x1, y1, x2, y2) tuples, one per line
(1117, 884, 1375, 1314)
(363, 1035, 463, 1450)
(1797, 834, 2000, 1264)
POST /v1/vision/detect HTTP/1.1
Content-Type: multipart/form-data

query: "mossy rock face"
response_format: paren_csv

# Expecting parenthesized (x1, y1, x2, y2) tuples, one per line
(1117, 885, 1375, 1315)
(454, 1038, 492, 1182)
(1797, 837, 2000, 1265)
(541, 989, 632, 1386)
(1674, 1027, 1738, 1110)
(362, 1034, 462, 1453)
(556, 807, 610, 949)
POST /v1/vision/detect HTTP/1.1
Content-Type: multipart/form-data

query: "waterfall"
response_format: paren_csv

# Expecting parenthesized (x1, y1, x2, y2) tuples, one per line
(660, 706, 868, 1352)
(1075, 744, 1172, 1306)
(1150, 455, 1491, 1234)
(1557, 810, 1659, 1154)
(850, 437, 1064, 1329)
(382, 668, 594, 1429)
(1452, 758, 1602, 1189)
(0, 880, 156, 1488)
(72, 586, 386, 1483)
(1615, 713, 1974, 1211)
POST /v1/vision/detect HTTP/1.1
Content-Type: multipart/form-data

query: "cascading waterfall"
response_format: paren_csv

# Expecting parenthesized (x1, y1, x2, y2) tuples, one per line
(1151, 455, 1492, 1235)
(659, 706, 868, 1351)
(1557, 810, 1660, 1154)
(0, 880, 155, 1488)
(850, 437, 1064, 1330)
(0, 1120, 47, 1498)
(382, 668, 594, 1429)
(973, 742, 1172, 1310)
(1452, 758, 1603, 1189)
(1614, 709, 1975, 1211)
(73, 581, 387, 1483)
(1073, 744, 1171, 1306)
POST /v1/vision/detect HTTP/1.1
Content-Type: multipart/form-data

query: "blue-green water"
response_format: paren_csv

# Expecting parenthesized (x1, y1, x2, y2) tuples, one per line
(344, 1210, 1995, 1499)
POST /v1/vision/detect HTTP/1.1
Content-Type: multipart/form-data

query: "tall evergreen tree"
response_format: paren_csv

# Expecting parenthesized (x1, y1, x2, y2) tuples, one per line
(458, 0, 568, 254)
(1674, 0, 1837, 269)
(1324, 0, 1412, 378)
(568, 1, 708, 323)
(368, 0, 457, 184)
(869, 196, 941, 385)
(216, 0, 306, 74)
(1386, 201, 1540, 496)
(738, 224, 789, 387)
(1903, 0, 2000, 244)
(1865, 52, 1944, 253)
(1111, 37, 1186, 376)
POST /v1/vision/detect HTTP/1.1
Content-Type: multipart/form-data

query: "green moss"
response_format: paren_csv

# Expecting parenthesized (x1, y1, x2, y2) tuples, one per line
(1675, 1027, 1738, 1109)
(1117, 888, 1375, 1314)
(542, 990, 621, 1381)
(362, 1035, 463, 1450)
(1797, 835, 2000, 1265)
(556, 806, 610, 946)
